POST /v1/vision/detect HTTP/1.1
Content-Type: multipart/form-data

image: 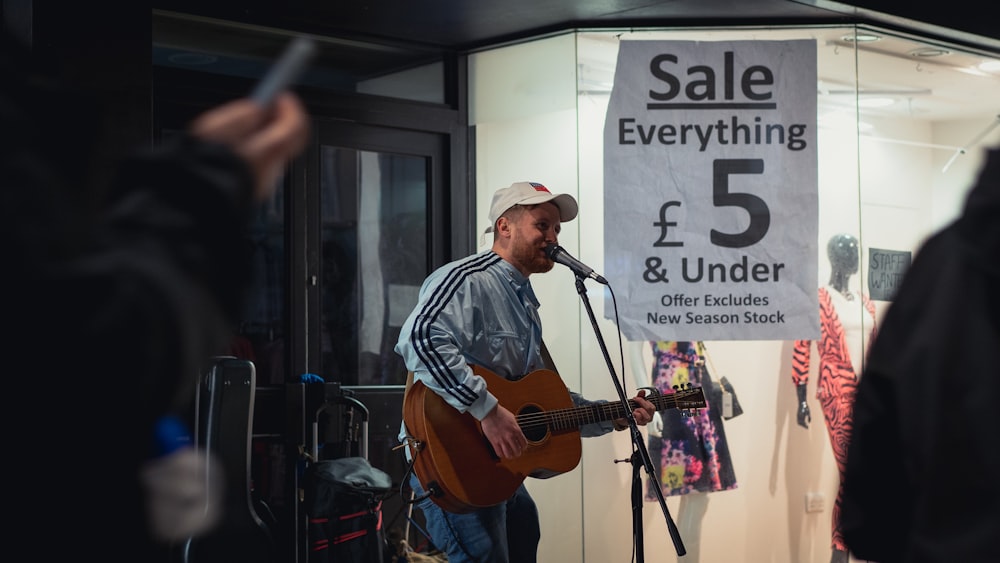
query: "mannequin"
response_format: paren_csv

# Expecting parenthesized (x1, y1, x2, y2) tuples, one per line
(629, 341, 738, 562)
(791, 234, 877, 563)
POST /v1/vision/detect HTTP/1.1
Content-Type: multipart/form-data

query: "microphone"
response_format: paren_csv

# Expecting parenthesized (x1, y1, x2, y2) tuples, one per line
(545, 243, 608, 285)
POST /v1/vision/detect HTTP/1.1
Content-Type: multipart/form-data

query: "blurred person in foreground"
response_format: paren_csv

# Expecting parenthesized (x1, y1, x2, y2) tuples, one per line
(1, 29, 308, 560)
(841, 147, 1000, 563)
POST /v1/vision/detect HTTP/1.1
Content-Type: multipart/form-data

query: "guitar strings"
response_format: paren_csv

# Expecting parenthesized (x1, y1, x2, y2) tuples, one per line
(512, 393, 690, 429)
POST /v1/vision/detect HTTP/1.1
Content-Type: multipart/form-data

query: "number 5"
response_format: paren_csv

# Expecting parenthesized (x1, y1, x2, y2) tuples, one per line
(711, 159, 769, 248)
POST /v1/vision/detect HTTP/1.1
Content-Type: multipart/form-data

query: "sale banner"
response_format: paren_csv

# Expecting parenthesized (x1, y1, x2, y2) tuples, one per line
(603, 40, 819, 341)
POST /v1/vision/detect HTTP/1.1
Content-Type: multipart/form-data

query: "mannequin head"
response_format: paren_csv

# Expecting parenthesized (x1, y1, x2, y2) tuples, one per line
(827, 233, 860, 276)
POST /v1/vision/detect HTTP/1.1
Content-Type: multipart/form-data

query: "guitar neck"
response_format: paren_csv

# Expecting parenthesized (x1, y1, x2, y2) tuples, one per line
(516, 392, 682, 432)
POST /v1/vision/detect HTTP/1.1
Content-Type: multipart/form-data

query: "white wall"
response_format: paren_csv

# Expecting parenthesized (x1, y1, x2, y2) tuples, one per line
(470, 28, 998, 563)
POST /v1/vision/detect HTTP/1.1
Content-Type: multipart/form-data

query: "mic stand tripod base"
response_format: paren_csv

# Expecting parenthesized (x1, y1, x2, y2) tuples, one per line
(626, 421, 686, 562)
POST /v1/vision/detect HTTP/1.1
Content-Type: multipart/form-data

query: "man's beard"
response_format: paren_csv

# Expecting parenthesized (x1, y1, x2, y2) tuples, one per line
(533, 260, 555, 274)
(514, 243, 554, 275)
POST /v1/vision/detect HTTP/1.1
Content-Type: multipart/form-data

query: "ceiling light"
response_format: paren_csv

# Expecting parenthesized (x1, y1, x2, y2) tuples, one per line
(978, 60, 1000, 73)
(908, 47, 951, 58)
(955, 67, 990, 77)
(840, 32, 881, 43)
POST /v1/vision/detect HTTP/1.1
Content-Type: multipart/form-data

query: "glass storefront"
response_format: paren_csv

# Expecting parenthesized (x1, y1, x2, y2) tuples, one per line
(471, 26, 999, 562)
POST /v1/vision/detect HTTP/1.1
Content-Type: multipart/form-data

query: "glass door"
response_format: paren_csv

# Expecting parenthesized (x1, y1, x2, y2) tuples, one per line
(302, 122, 447, 388)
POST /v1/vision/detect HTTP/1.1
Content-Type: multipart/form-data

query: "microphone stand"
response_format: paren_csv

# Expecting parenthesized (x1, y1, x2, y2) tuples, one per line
(571, 274, 686, 560)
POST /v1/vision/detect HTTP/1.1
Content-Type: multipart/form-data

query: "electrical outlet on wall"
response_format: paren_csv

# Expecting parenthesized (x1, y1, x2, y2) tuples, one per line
(805, 492, 825, 513)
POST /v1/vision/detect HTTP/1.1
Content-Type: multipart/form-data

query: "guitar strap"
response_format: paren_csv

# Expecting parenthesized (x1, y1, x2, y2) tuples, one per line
(540, 338, 560, 374)
(403, 337, 557, 410)
(403, 370, 415, 415)
(400, 372, 420, 464)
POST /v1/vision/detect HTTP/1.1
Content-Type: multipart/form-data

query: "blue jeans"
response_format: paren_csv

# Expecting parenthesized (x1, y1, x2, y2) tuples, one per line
(409, 473, 540, 563)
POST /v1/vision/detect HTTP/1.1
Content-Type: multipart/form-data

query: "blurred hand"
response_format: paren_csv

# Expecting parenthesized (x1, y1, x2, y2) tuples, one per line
(480, 404, 527, 459)
(141, 447, 221, 542)
(189, 92, 309, 202)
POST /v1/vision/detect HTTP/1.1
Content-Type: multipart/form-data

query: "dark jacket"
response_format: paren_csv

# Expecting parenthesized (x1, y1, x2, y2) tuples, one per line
(841, 147, 1000, 562)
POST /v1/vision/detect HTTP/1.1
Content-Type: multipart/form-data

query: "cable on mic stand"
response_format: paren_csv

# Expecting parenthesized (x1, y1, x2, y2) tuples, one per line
(566, 271, 686, 561)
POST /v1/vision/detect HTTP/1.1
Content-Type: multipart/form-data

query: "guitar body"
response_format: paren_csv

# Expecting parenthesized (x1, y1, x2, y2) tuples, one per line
(404, 366, 582, 513)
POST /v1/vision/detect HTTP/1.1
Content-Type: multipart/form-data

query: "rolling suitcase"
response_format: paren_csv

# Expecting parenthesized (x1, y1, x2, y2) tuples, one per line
(302, 386, 392, 562)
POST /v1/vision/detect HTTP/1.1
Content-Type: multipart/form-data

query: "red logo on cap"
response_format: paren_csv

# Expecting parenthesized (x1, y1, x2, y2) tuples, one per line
(529, 182, 550, 193)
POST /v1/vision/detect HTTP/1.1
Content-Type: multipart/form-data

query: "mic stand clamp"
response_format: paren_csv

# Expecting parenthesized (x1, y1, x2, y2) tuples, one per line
(570, 275, 685, 561)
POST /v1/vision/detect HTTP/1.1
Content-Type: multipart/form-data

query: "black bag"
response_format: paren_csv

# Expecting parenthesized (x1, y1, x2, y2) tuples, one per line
(710, 375, 743, 420)
(304, 457, 393, 563)
(696, 342, 743, 421)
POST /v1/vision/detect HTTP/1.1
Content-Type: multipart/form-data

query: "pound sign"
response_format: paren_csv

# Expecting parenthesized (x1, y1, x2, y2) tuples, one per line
(653, 201, 683, 248)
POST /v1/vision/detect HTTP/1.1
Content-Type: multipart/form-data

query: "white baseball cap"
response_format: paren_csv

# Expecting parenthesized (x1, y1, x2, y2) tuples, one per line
(483, 182, 579, 238)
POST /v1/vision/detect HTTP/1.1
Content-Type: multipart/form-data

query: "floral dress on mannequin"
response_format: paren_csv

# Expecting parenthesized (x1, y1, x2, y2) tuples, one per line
(645, 341, 738, 499)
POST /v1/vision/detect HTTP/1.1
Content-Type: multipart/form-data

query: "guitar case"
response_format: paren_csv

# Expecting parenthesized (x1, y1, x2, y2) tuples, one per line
(172, 357, 276, 563)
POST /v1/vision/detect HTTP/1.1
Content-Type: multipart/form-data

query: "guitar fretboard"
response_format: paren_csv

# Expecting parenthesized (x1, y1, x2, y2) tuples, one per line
(516, 390, 700, 431)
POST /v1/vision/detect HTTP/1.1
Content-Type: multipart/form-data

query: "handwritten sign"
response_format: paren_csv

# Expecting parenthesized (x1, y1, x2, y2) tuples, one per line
(867, 247, 911, 302)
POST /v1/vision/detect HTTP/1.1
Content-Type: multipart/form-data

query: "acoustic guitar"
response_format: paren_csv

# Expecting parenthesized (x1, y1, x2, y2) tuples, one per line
(403, 364, 706, 513)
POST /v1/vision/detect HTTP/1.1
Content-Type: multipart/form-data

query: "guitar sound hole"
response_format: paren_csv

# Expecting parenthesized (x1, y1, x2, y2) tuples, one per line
(518, 405, 547, 442)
